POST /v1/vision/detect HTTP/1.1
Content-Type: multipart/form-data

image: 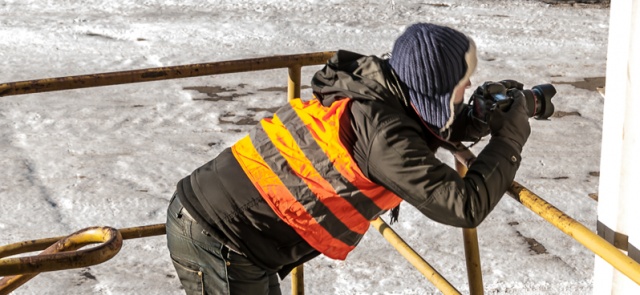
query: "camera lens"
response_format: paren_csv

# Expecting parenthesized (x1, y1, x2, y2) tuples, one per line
(522, 84, 556, 119)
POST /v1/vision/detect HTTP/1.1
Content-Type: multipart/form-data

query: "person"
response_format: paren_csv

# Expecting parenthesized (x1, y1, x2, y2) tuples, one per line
(165, 22, 531, 294)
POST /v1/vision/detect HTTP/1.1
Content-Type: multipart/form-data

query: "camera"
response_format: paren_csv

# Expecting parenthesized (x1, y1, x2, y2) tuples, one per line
(482, 81, 557, 120)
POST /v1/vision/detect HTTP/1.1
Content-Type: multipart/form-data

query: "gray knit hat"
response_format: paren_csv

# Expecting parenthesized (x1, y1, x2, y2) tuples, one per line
(389, 23, 477, 131)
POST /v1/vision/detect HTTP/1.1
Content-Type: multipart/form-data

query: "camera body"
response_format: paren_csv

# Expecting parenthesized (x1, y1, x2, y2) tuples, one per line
(482, 81, 557, 120)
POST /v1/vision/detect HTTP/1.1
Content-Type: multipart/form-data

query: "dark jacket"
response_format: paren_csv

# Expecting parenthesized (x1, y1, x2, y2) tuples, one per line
(176, 50, 521, 278)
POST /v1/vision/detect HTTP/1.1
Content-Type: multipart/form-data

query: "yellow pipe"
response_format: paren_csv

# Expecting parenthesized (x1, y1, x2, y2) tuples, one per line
(462, 228, 484, 295)
(0, 224, 165, 259)
(508, 182, 640, 285)
(0, 223, 165, 293)
(455, 160, 485, 295)
(291, 264, 304, 295)
(288, 64, 304, 295)
(453, 146, 640, 285)
(288, 65, 302, 101)
(0, 52, 335, 97)
(0, 227, 122, 295)
(0, 225, 159, 293)
(0, 224, 165, 294)
(370, 218, 462, 295)
(0, 226, 122, 276)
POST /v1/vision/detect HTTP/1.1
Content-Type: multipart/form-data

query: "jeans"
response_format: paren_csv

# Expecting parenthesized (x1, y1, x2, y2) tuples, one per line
(166, 194, 282, 295)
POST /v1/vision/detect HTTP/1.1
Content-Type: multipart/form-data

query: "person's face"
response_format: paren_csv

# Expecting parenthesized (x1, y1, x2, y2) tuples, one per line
(452, 78, 472, 105)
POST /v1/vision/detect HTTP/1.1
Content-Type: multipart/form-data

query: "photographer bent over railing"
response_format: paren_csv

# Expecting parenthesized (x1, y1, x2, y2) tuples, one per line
(1, 45, 639, 295)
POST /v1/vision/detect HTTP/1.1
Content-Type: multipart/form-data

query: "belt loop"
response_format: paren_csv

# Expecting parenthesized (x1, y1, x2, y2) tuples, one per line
(222, 245, 232, 266)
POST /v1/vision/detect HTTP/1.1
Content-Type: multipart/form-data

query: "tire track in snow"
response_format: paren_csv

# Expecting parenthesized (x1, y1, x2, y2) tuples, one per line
(0, 109, 72, 239)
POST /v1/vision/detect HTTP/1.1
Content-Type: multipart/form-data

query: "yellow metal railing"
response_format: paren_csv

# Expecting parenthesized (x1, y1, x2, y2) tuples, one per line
(371, 218, 461, 294)
(453, 147, 640, 287)
(0, 227, 122, 295)
(508, 182, 640, 285)
(1, 52, 639, 294)
(455, 160, 484, 295)
(0, 224, 165, 294)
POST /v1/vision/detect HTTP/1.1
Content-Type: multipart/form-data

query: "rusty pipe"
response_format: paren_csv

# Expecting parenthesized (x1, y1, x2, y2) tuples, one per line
(0, 52, 335, 97)
(0, 224, 165, 260)
(0, 226, 123, 295)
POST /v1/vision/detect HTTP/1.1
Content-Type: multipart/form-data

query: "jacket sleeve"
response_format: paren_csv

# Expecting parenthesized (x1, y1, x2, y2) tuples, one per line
(364, 111, 521, 228)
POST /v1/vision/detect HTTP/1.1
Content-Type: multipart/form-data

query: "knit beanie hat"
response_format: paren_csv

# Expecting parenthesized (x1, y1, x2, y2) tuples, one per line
(389, 23, 477, 132)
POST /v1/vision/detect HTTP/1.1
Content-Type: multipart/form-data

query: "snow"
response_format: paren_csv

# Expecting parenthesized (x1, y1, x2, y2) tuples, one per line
(0, 0, 610, 294)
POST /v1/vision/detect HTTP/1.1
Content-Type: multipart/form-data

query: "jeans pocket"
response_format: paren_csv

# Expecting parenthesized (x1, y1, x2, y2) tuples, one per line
(171, 256, 204, 295)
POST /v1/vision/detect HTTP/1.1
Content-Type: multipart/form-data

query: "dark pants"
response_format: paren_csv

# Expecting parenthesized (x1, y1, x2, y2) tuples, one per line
(166, 194, 282, 295)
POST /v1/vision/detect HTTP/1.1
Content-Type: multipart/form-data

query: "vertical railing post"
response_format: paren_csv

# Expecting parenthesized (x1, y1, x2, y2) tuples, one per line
(462, 228, 484, 295)
(291, 264, 304, 295)
(455, 160, 485, 295)
(288, 65, 302, 101)
(288, 64, 304, 295)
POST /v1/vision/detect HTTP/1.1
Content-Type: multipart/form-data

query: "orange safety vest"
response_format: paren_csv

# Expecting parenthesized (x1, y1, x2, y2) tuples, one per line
(231, 97, 402, 260)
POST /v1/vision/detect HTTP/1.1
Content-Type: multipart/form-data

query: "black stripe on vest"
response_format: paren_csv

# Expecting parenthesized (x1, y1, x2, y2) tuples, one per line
(249, 124, 361, 247)
(276, 104, 384, 220)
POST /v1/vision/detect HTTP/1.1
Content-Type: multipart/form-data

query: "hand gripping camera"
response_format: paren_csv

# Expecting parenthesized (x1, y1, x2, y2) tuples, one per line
(474, 80, 557, 120)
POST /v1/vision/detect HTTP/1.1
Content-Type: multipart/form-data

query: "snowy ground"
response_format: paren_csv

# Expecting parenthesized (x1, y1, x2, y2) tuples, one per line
(0, 1, 610, 294)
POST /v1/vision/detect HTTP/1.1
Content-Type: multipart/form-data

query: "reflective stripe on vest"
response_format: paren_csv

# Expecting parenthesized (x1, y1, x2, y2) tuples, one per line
(231, 98, 402, 259)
